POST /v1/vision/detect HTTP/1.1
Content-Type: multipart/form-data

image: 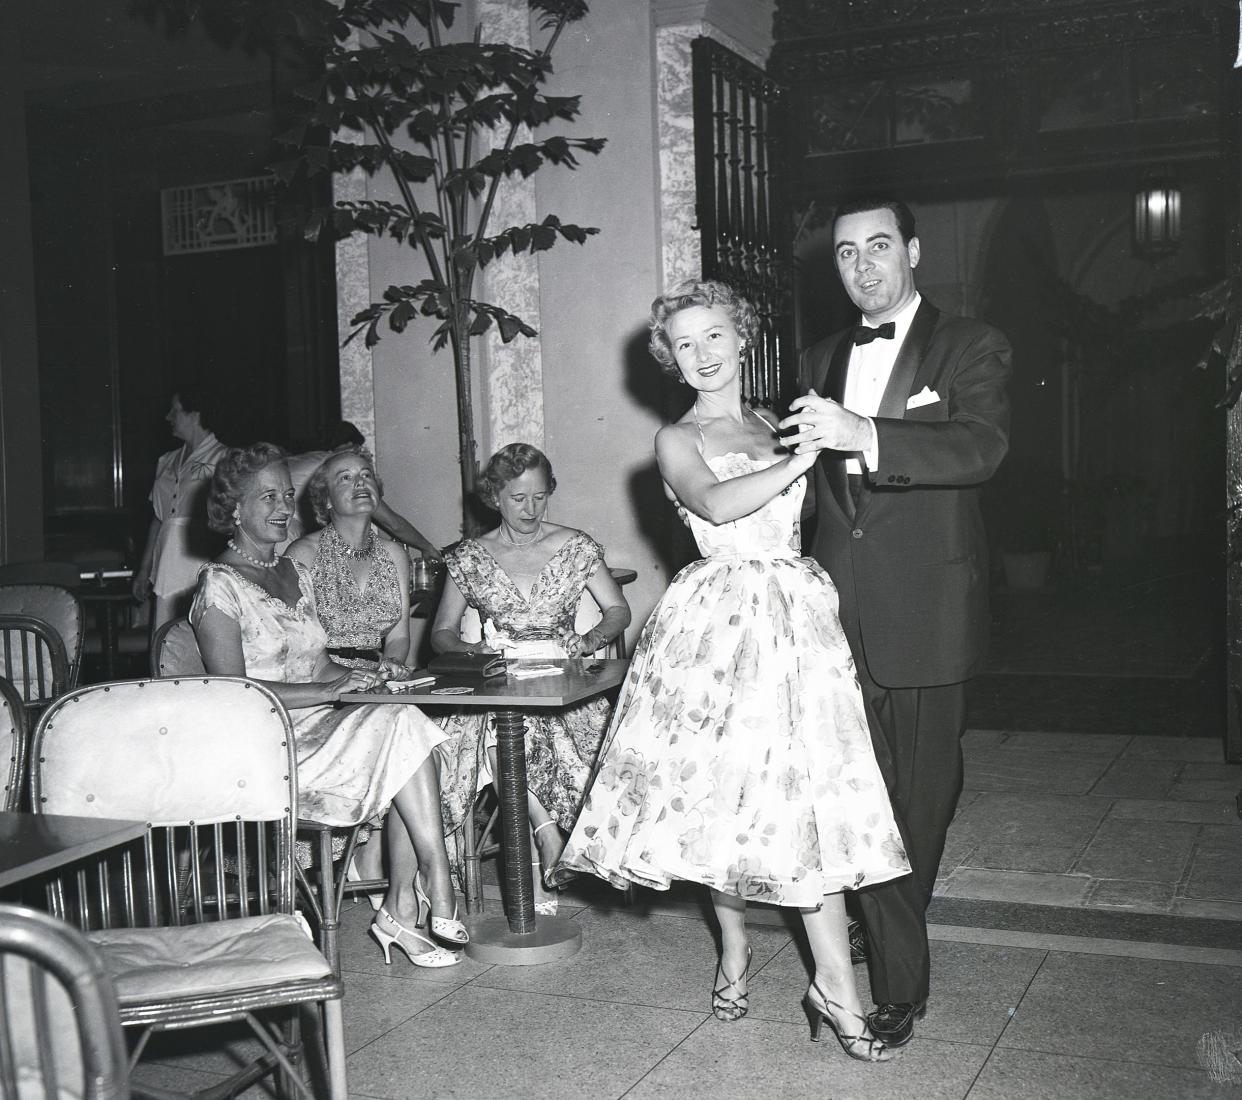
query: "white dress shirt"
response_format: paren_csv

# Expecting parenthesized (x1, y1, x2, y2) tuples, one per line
(842, 293, 922, 475)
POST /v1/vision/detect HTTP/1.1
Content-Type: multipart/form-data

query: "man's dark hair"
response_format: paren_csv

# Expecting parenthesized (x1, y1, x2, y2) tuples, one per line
(316, 420, 366, 450)
(832, 196, 917, 244)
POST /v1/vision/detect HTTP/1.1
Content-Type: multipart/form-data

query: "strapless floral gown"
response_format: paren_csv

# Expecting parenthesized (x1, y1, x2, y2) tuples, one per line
(554, 455, 910, 906)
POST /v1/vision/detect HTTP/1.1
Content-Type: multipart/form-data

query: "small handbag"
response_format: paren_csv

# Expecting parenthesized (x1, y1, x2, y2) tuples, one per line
(427, 652, 509, 679)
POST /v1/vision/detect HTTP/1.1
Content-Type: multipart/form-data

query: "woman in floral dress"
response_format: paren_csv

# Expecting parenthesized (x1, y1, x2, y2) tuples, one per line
(553, 281, 910, 1062)
(430, 443, 630, 912)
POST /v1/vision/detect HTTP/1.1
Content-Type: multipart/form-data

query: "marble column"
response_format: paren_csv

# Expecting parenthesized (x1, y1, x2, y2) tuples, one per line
(652, 0, 774, 290)
(477, 0, 546, 458)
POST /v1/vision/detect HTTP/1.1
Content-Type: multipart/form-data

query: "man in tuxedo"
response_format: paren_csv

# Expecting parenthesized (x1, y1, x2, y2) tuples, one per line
(780, 196, 1011, 1046)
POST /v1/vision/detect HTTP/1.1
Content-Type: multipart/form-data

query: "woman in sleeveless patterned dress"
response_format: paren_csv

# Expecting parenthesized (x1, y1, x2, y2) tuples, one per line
(554, 281, 911, 1063)
(287, 445, 420, 915)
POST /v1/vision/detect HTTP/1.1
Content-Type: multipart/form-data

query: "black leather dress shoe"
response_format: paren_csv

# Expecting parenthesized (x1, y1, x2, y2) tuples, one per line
(847, 920, 867, 965)
(867, 1001, 926, 1048)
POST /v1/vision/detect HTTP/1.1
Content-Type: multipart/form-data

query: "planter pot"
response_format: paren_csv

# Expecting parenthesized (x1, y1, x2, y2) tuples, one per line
(1002, 550, 1052, 591)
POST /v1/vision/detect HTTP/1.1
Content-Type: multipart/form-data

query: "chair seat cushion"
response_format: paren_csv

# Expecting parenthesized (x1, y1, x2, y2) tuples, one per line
(89, 913, 332, 1004)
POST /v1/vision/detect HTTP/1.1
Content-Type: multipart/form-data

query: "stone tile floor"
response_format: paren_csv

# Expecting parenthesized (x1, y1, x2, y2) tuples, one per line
(129, 727, 1242, 1100)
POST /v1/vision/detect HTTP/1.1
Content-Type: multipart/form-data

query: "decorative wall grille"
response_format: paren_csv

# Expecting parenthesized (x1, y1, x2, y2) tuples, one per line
(692, 37, 795, 408)
(161, 175, 277, 256)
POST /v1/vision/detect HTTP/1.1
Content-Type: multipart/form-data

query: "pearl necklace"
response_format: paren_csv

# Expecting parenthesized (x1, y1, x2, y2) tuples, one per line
(228, 538, 280, 569)
(500, 521, 543, 547)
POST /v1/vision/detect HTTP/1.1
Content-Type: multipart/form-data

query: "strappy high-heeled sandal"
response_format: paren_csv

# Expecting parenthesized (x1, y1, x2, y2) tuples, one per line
(369, 908, 460, 968)
(711, 946, 752, 1022)
(533, 819, 565, 890)
(414, 873, 469, 945)
(803, 979, 891, 1062)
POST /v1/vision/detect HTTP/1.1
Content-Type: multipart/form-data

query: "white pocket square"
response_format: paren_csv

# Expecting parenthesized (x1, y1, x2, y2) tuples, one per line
(907, 387, 941, 409)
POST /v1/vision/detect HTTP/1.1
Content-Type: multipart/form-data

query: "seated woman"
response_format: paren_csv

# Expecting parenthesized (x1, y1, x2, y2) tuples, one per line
(431, 443, 631, 911)
(286, 444, 416, 674)
(191, 442, 464, 968)
(286, 444, 423, 903)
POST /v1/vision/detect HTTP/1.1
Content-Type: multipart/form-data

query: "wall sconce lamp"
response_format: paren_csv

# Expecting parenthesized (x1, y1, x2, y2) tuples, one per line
(1133, 171, 1180, 258)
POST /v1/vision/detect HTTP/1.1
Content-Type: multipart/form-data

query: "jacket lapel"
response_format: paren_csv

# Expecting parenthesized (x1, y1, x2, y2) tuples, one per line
(876, 300, 940, 419)
(817, 335, 855, 519)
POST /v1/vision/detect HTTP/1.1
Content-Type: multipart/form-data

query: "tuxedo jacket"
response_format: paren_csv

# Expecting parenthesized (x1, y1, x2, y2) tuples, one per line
(800, 300, 1012, 689)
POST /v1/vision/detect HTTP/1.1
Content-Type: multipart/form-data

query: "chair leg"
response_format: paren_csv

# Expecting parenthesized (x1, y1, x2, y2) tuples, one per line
(325, 998, 348, 1100)
(463, 808, 483, 915)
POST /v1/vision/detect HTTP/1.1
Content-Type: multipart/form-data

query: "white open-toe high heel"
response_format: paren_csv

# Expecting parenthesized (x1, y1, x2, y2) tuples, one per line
(414, 874, 469, 945)
(370, 907, 461, 968)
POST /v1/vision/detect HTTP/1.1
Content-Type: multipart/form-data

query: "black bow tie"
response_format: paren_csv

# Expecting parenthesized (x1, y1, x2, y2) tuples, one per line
(853, 322, 896, 346)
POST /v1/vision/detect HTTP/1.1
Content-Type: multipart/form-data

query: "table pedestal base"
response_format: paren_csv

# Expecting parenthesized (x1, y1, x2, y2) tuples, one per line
(464, 914, 582, 965)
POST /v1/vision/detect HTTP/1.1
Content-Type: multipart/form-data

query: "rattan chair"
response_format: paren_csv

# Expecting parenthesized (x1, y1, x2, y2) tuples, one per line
(0, 584, 84, 718)
(150, 619, 381, 982)
(30, 677, 347, 1100)
(148, 617, 204, 679)
(0, 675, 28, 811)
(0, 902, 130, 1100)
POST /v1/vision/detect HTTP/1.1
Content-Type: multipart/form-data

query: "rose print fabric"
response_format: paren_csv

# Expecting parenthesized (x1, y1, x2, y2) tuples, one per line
(555, 454, 909, 906)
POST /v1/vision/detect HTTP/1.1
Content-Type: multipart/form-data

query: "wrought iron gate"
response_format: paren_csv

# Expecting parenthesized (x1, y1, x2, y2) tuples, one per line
(692, 37, 795, 408)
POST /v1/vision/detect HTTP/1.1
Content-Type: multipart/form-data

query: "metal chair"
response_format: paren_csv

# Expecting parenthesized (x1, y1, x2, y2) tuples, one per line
(31, 677, 347, 1100)
(0, 902, 130, 1100)
(0, 584, 84, 717)
(0, 675, 28, 811)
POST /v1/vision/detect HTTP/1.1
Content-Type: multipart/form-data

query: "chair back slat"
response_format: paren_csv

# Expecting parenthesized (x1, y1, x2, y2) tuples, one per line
(32, 678, 298, 930)
(0, 615, 71, 719)
(0, 676, 28, 810)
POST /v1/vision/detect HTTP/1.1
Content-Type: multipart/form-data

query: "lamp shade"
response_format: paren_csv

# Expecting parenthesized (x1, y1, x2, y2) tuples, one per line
(1133, 176, 1180, 257)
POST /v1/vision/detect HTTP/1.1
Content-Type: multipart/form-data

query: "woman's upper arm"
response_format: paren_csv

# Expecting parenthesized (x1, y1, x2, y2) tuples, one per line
(655, 425, 716, 514)
(386, 544, 412, 639)
(430, 573, 468, 638)
(194, 606, 247, 676)
(584, 560, 629, 617)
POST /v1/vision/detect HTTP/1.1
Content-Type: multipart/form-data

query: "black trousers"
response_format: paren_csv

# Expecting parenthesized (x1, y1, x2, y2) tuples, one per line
(852, 669, 967, 1005)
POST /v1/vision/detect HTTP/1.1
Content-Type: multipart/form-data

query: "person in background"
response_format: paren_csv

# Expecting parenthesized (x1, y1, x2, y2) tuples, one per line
(132, 384, 228, 631)
(782, 195, 1011, 1048)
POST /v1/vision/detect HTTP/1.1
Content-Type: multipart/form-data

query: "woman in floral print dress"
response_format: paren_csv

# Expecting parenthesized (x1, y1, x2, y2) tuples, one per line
(554, 281, 910, 1063)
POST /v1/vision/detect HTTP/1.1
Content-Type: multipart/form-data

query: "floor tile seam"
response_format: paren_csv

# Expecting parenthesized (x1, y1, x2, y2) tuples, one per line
(340, 980, 468, 1058)
(990, 1036, 1209, 1071)
(961, 952, 1048, 1099)
(928, 922, 1242, 967)
(615, 1014, 722, 1100)
(458, 978, 716, 1018)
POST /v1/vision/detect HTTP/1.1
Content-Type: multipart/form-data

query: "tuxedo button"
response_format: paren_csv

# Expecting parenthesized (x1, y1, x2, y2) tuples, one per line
(851, 529, 863, 539)
(887, 474, 896, 483)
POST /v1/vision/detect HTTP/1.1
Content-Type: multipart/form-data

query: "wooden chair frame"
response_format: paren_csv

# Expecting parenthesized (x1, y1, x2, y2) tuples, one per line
(0, 675, 28, 811)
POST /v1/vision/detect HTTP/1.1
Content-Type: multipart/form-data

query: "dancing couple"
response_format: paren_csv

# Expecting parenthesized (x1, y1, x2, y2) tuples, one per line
(555, 195, 1011, 1062)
